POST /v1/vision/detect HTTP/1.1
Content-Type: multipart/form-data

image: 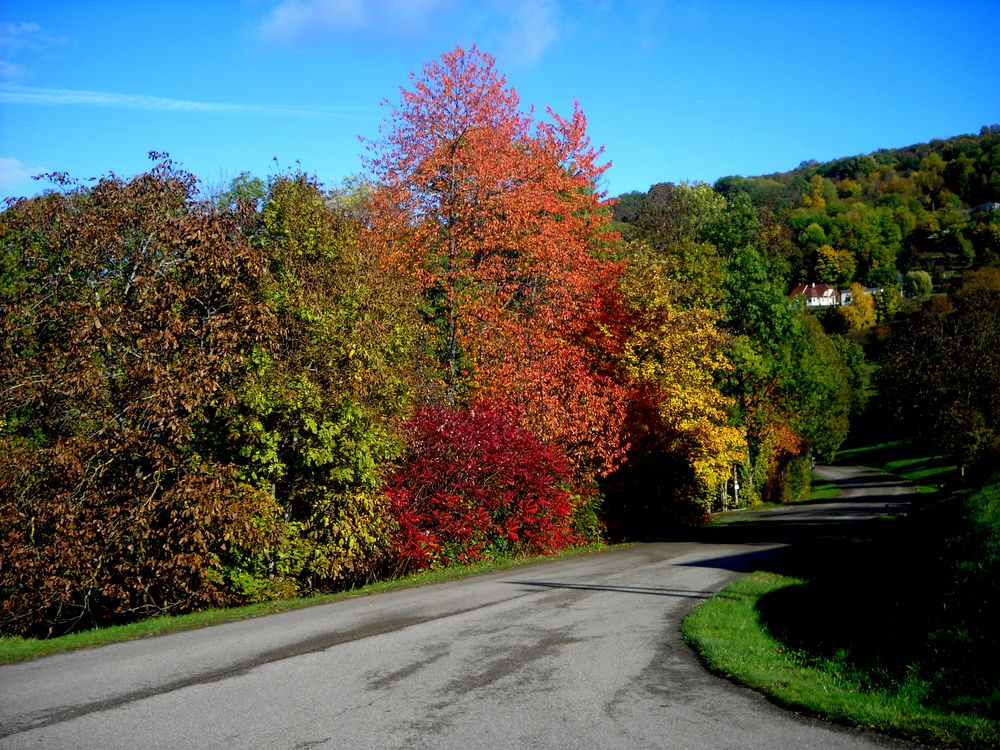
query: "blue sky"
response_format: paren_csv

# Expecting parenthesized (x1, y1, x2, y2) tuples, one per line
(1, 1, 998, 201)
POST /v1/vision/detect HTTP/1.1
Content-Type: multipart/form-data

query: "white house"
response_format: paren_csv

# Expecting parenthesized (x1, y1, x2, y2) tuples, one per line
(789, 282, 843, 307)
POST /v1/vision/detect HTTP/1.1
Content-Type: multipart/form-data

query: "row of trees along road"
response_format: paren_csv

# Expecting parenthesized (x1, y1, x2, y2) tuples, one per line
(1, 46, 861, 637)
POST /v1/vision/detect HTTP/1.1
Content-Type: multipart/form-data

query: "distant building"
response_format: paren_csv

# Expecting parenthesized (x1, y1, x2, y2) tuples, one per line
(789, 282, 843, 307)
(969, 202, 1000, 215)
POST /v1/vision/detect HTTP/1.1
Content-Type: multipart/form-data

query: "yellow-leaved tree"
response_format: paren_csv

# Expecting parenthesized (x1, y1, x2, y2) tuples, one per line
(839, 282, 876, 331)
(602, 243, 746, 533)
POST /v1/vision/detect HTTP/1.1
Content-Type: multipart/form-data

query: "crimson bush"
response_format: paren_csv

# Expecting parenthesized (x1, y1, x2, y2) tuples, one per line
(386, 404, 578, 572)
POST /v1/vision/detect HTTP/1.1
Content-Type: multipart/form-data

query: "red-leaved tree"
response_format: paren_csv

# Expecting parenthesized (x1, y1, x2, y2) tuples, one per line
(365, 45, 628, 477)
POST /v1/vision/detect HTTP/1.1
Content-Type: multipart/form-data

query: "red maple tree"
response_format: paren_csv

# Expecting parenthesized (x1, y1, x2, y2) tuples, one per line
(365, 45, 628, 476)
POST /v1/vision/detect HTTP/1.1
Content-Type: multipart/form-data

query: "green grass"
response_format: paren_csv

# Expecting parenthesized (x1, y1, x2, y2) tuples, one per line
(684, 469, 1000, 749)
(0, 544, 611, 664)
(805, 479, 841, 501)
(683, 571, 998, 748)
(835, 438, 957, 491)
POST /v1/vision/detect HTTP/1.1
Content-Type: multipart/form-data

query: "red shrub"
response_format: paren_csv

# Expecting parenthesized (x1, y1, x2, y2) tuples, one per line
(386, 404, 577, 572)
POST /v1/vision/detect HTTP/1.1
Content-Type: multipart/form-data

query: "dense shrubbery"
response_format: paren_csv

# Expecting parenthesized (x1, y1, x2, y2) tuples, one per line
(0, 163, 286, 633)
(0, 164, 420, 635)
(386, 404, 579, 573)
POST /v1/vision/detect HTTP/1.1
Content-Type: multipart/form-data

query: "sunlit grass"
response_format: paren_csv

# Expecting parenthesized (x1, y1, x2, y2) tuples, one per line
(835, 438, 957, 490)
(683, 571, 998, 749)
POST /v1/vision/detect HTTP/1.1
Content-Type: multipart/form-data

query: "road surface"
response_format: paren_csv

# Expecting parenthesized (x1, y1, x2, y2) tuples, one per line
(0, 466, 923, 749)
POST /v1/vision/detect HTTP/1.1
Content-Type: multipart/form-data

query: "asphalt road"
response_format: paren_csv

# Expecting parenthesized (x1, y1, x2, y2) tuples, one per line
(0, 466, 924, 749)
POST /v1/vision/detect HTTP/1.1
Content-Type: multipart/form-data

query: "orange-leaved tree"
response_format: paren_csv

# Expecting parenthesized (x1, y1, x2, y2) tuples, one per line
(364, 45, 627, 477)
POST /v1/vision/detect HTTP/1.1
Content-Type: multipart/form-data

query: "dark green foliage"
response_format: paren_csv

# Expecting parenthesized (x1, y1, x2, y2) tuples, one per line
(610, 190, 647, 225)
(829, 334, 869, 418)
(719, 246, 860, 495)
(756, 472, 1000, 723)
(876, 288, 1000, 476)
(786, 316, 854, 461)
(722, 246, 796, 348)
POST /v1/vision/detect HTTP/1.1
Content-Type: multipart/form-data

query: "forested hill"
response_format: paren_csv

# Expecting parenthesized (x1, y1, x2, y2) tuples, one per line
(615, 126, 1000, 292)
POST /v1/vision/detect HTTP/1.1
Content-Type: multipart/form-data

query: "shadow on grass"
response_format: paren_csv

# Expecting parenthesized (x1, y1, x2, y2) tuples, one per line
(685, 451, 999, 745)
(834, 439, 958, 487)
(743, 508, 1000, 723)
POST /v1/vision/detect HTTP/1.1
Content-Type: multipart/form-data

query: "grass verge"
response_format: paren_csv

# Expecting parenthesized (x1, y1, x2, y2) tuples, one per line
(682, 571, 997, 748)
(683, 472, 1000, 749)
(0, 544, 611, 665)
(835, 438, 957, 492)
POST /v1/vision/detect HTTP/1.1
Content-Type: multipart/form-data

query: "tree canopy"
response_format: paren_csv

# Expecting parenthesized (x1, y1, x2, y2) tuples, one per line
(7, 47, 988, 636)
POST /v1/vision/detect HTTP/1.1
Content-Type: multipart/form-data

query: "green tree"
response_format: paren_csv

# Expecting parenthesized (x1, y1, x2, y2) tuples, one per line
(216, 171, 420, 596)
(786, 315, 853, 462)
(904, 269, 933, 299)
(877, 288, 1000, 476)
(721, 247, 857, 500)
(799, 222, 828, 253)
(627, 181, 726, 249)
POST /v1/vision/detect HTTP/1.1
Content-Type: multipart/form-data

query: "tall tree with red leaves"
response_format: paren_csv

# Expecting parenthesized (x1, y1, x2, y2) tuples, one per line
(365, 45, 628, 477)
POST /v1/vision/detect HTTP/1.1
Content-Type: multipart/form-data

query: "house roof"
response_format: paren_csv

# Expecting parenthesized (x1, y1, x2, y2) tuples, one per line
(790, 283, 837, 299)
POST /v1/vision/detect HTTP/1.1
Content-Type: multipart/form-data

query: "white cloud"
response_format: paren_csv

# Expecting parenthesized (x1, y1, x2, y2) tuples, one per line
(256, 0, 562, 68)
(0, 20, 69, 86)
(0, 156, 46, 190)
(257, 0, 445, 45)
(494, 0, 559, 68)
(0, 21, 68, 55)
(0, 85, 375, 120)
(258, 0, 367, 43)
(0, 60, 28, 81)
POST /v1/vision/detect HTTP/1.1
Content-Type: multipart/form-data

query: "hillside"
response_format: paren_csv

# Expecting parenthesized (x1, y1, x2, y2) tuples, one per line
(616, 126, 1000, 293)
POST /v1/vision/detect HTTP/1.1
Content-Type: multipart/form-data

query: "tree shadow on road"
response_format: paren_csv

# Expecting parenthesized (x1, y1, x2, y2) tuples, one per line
(506, 581, 715, 599)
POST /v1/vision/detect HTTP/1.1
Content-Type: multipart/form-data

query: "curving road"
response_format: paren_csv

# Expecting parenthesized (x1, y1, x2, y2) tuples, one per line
(0, 466, 924, 749)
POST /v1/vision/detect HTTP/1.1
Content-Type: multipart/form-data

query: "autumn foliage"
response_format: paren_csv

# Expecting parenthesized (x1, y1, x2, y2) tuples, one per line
(365, 45, 629, 477)
(0, 163, 284, 634)
(386, 404, 578, 573)
(1, 45, 807, 637)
